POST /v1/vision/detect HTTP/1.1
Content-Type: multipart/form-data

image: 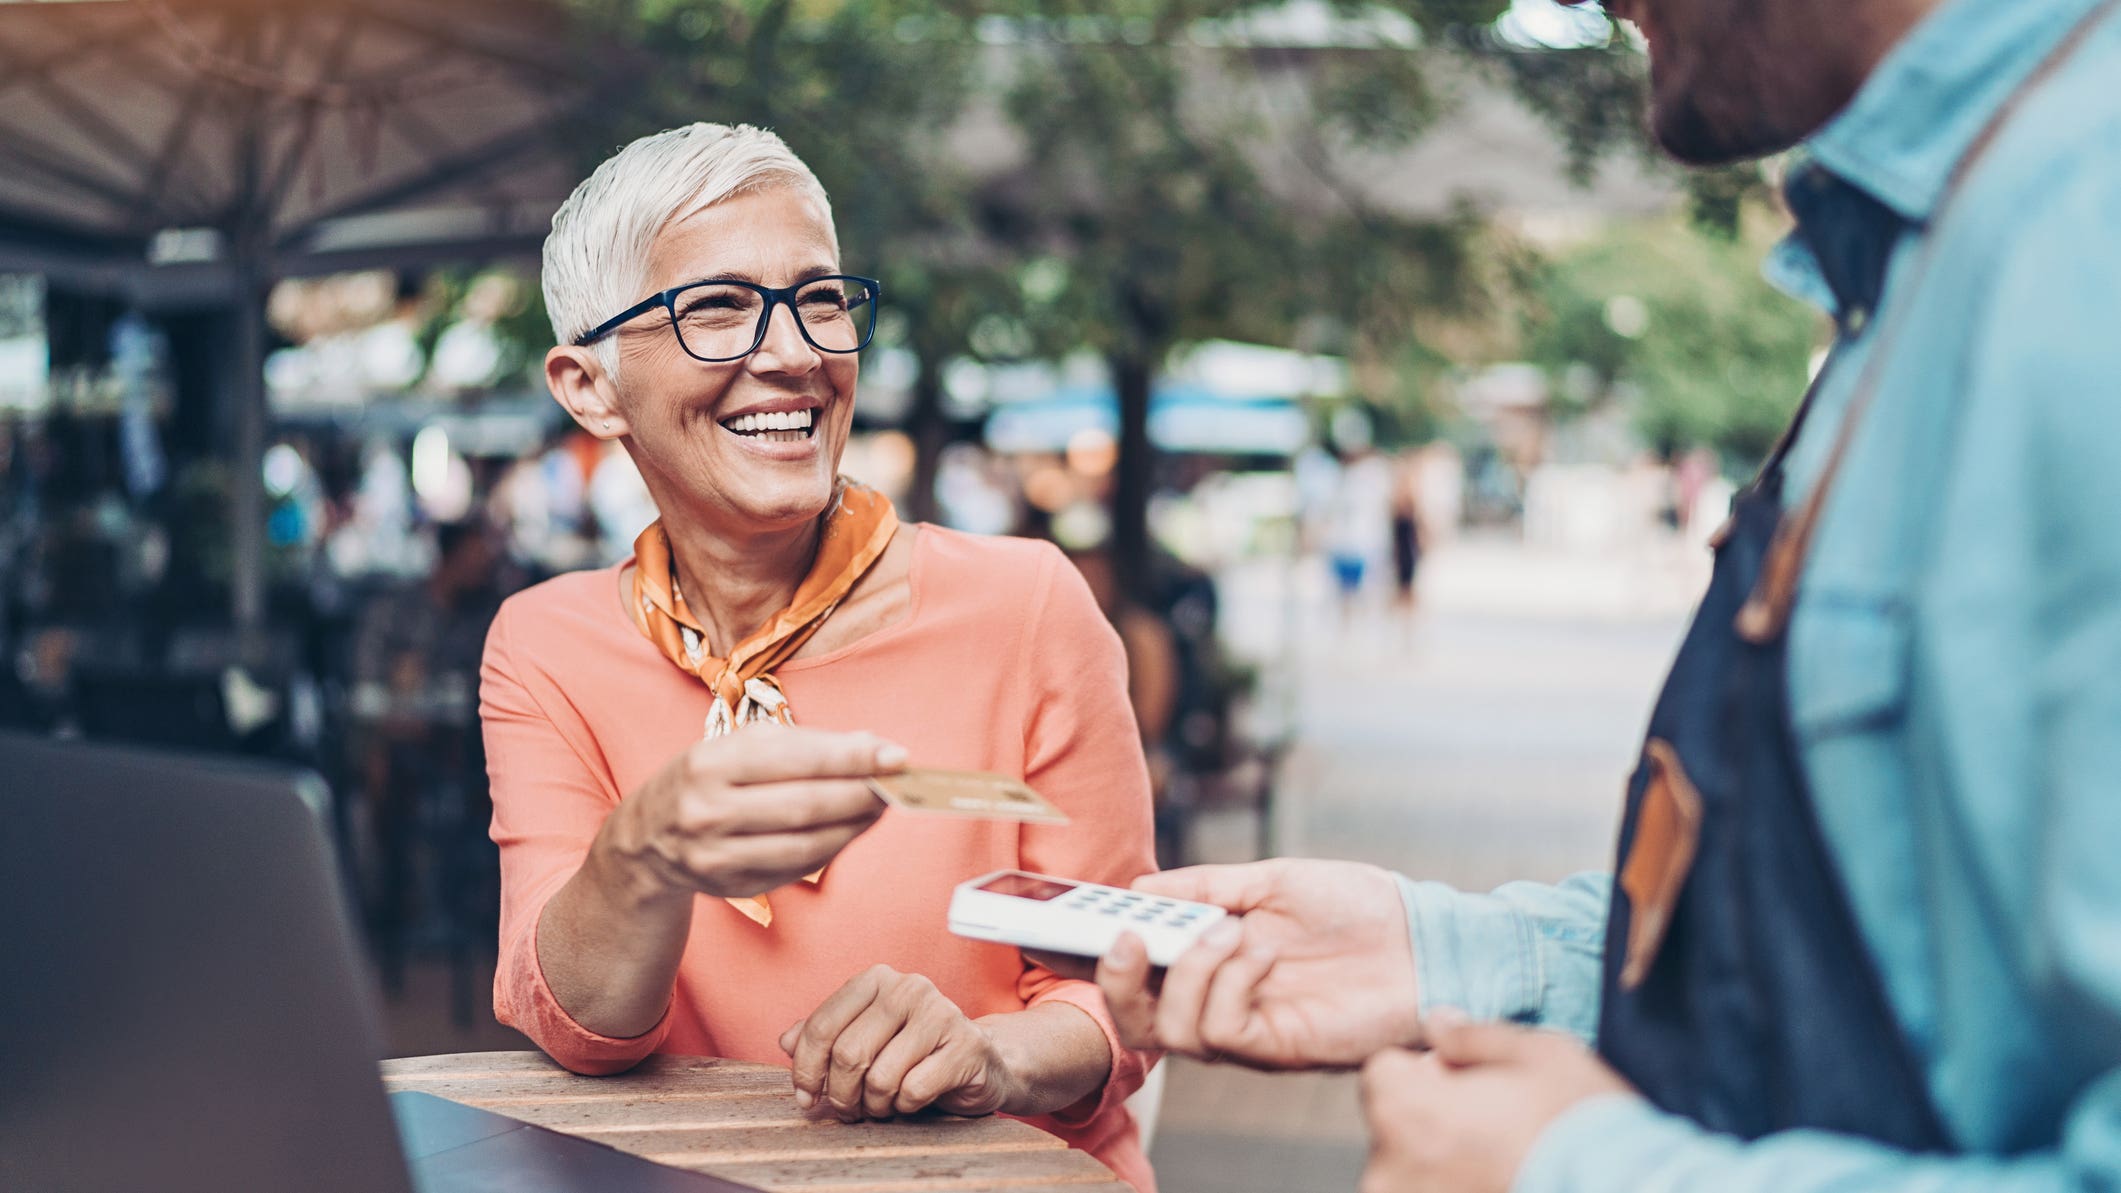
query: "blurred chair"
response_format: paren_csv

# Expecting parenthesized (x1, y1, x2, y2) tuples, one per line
(72, 667, 240, 754)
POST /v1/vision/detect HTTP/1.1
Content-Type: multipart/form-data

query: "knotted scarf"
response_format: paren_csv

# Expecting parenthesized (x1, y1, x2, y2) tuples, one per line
(628, 479, 899, 925)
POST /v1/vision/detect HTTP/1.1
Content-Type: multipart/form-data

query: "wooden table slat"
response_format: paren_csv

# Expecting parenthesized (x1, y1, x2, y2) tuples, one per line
(667, 1147, 1123, 1188)
(568, 1123, 1066, 1154)
(381, 1052, 1131, 1193)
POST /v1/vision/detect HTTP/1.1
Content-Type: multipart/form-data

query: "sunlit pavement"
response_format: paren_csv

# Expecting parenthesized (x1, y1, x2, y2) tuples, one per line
(1149, 531, 1700, 1191)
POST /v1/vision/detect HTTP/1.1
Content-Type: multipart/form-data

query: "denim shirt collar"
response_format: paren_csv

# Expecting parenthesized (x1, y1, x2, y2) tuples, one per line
(1766, 0, 2110, 319)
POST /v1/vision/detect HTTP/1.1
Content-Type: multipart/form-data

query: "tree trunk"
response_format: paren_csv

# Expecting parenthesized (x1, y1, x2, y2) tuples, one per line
(904, 346, 947, 524)
(1110, 351, 1156, 608)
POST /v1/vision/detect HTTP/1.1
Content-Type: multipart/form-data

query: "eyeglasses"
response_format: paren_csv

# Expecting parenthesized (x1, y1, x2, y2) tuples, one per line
(573, 274, 881, 363)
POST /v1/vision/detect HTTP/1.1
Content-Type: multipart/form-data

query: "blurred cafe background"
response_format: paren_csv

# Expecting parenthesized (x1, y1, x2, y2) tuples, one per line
(0, 0, 1830, 1187)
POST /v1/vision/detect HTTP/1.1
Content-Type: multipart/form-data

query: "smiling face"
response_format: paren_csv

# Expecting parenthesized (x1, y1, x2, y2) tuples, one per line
(1601, 0, 1882, 165)
(596, 185, 858, 536)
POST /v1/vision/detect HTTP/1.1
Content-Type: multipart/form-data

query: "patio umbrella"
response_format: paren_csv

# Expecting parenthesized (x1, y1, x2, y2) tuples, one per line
(0, 0, 626, 649)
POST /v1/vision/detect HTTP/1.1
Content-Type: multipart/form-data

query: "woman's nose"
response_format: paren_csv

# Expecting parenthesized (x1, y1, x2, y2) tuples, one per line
(748, 300, 821, 373)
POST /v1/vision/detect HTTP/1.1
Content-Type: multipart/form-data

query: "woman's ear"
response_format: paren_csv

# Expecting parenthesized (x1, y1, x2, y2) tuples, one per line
(546, 344, 630, 440)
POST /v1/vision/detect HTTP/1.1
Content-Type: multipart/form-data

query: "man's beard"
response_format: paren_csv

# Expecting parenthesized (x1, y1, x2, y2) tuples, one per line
(1653, 90, 1799, 165)
(1647, 44, 1815, 166)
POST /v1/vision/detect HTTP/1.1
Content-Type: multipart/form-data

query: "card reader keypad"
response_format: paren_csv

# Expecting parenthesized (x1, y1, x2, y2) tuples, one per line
(951, 871, 1227, 969)
(1061, 886, 1210, 930)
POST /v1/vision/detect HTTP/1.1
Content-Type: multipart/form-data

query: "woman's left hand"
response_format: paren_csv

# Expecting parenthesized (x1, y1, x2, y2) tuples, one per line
(779, 965, 1015, 1121)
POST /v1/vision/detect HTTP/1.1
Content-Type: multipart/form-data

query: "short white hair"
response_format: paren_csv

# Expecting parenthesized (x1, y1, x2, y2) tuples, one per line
(542, 122, 836, 372)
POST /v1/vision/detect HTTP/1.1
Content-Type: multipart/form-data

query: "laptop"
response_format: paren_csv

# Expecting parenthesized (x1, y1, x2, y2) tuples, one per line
(0, 733, 759, 1193)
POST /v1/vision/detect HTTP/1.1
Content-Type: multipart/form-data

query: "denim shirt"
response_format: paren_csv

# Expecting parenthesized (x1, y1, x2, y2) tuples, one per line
(1400, 0, 2121, 1188)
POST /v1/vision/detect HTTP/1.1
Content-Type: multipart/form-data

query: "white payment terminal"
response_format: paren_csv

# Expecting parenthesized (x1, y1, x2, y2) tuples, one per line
(948, 869, 1230, 968)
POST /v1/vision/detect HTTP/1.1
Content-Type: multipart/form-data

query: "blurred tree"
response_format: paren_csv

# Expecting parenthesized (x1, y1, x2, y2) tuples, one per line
(983, 1, 1534, 598)
(1519, 213, 1824, 472)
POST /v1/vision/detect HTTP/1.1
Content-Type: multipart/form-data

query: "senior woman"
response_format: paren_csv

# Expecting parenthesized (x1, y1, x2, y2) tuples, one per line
(480, 122, 1160, 1190)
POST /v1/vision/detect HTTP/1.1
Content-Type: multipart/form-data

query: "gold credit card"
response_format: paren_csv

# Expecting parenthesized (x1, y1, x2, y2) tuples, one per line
(868, 768, 1071, 825)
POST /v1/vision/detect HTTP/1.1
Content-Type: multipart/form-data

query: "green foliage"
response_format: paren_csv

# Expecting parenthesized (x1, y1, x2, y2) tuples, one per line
(560, 0, 1558, 376)
(1521, 216, 1824, 471)
(983, 1, 1528, 374)
(555, 0, 1004, 375)
(1471, 35, 1646, 184)
(1682, 162, 1774, 239)
(556, 3, 1812, 483)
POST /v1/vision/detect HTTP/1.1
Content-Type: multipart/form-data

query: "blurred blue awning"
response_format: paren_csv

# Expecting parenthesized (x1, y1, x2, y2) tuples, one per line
(984, 382, 1310, 456)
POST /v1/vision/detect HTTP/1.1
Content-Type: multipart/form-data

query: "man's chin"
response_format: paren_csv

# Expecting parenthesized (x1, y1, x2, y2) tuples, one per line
(1650, 92, 1799, 166)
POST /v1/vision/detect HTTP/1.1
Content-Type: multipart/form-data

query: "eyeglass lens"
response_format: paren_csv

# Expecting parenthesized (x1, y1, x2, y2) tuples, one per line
(669, 278, 875, 362)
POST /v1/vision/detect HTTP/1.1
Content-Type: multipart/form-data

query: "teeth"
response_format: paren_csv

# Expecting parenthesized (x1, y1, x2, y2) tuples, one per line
(723, 409, 816, 435)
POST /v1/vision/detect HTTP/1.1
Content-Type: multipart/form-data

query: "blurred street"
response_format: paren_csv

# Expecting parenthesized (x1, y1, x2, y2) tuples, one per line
(1148, 532, 1699, 1190)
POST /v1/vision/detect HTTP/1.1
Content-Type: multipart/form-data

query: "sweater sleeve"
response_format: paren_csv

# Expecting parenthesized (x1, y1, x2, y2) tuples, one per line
(1010, 544, 1163, 1127)
(482, 600, 671, 1074)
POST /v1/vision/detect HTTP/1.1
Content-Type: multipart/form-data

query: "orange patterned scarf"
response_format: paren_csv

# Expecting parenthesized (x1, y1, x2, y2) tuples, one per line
(627, 479, 899, 925)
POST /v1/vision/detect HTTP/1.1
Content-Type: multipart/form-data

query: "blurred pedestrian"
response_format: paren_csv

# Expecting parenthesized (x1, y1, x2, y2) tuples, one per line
(1388, 452, 1424, 633)
(1672, 446, 1718, 536)
(1322, 446, 1392, 627)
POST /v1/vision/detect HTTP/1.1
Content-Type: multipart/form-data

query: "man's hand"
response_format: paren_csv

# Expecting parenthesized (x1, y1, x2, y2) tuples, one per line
(1358, 1014, 1639, 1193)
(1066, 858, 1424, 1070)
(780, 966, 1014, 1121)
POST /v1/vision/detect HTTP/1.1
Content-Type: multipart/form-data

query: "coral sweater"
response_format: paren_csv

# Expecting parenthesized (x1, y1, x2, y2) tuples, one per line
(481, 526, 1160, 1190)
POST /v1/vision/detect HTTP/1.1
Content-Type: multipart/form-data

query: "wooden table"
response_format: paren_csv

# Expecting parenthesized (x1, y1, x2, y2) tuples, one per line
(382, 1051, 1133, 1193)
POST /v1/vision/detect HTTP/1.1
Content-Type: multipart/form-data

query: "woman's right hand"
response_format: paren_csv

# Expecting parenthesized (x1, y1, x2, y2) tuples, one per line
(594, 726, 904, 900)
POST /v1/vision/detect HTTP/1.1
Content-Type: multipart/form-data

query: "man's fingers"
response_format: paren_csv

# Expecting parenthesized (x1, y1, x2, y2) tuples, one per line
(1358, 1047, 1433, 1118)
(1154, 918, 1247, 1057)
(709, 728, 909, 786)
(1425, 1012, 1533, 1068)
(1196, 941, 1276, 1056)
(1132, 862, 1280, 914)
(1095, 932, 1161, 1050)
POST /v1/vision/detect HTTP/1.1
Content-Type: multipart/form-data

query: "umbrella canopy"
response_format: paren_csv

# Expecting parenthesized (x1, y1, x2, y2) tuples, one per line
(0, 0, 612, 287)
(0, 0, 625, 647)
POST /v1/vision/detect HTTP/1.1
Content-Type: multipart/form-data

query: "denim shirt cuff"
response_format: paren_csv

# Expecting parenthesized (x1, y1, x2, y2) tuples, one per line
(1400, 875, 1543, 1022)
(1513, 1094, 1702, 1193)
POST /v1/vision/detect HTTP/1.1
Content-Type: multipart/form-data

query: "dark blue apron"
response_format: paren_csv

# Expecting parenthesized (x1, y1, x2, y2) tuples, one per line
(1593, 427, 1952, 1148)
(1591, 1, 2117, 1150)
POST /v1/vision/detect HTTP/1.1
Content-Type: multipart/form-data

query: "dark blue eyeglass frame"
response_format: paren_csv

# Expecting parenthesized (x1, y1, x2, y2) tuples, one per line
(572, 274, 882, 363)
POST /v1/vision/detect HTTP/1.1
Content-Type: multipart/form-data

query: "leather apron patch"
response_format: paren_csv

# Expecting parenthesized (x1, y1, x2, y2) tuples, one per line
(1619, 738, 1703, 990)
